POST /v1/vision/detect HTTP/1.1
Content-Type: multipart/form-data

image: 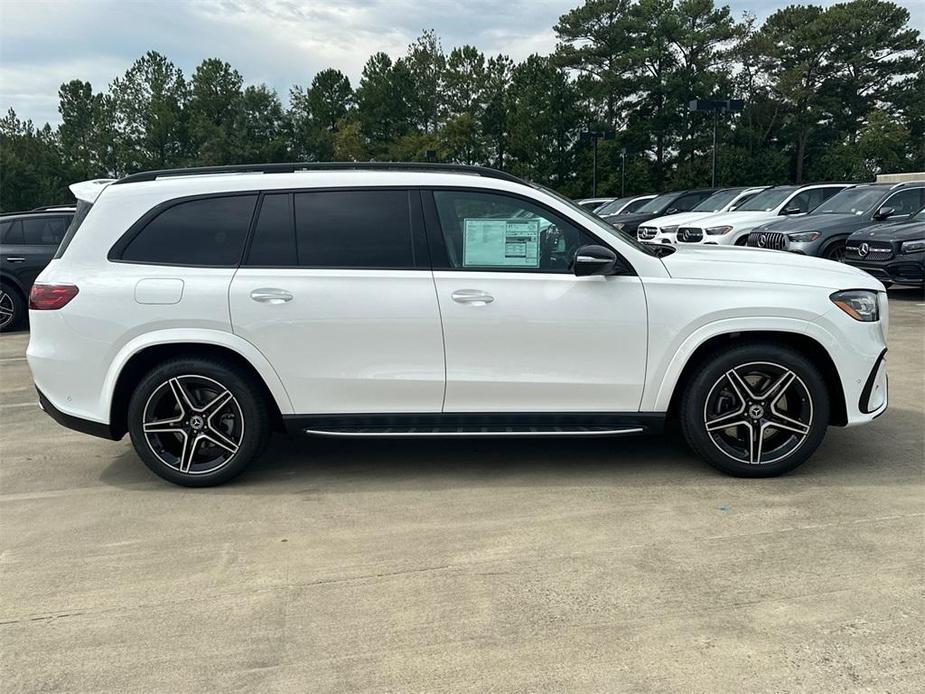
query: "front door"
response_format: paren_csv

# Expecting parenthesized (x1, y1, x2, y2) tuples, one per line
(425, 189, 647, 414)
(230, 189, 445, 415)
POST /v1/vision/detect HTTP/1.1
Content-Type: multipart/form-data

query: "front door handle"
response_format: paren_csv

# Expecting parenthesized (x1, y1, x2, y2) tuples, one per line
(250, 288, 293, 304)
(451, 289, 494, 305)
(5, 257, 25, 263)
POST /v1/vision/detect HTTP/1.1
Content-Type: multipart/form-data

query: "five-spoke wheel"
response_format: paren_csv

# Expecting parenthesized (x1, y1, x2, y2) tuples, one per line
(681, 343, 829, 477)
(128, 358, 270, 486)
(0, 287, 24, 332)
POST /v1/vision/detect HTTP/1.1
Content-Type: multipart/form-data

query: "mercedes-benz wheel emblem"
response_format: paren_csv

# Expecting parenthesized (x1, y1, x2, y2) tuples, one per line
(758, 233, 768, 248)
(858, 242, 870, 258)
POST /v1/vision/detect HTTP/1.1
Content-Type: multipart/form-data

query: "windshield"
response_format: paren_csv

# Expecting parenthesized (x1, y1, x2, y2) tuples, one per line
(812, 187, 884, 215)
(691, 189, 743, 212)
(736, 187, 797, 212)
(595, 197, 635, 215)
(537, 185, 666, 257)
(634, 193, 676, 214)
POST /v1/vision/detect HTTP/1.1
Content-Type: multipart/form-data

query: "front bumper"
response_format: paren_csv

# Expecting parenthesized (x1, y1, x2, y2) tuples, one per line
(859, 350, 888, 415)
(846, 254, 924, 286)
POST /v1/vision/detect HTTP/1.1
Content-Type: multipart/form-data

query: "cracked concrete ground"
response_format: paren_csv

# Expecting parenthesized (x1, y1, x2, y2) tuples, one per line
(1, 288, 922, 693)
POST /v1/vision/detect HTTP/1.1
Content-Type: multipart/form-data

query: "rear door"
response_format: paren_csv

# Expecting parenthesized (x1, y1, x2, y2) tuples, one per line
(229, 189, 445, 415)
(2, 215, 70, 289)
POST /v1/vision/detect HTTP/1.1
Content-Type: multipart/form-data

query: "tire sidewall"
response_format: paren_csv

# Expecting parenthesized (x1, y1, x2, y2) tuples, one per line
(681, 343, 830, 477)
(0, 283, 25, 332)
(127, 358, 269, 487)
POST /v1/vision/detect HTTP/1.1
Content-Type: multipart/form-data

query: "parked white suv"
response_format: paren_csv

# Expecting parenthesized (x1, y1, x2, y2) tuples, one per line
(638, 186, 767, 244)
(672, 183, 850, 246)
(27, 164, 889, 486)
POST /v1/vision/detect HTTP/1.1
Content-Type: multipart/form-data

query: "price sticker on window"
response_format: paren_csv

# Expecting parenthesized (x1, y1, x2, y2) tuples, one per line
(462, 218, 541, 268)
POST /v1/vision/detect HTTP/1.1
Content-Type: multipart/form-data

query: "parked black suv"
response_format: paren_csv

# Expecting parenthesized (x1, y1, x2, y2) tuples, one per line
(745, 182, 925, 261)
(1, 207, 75, 330)
(599, 188, 717, 236)
(844, 207, 925, 287)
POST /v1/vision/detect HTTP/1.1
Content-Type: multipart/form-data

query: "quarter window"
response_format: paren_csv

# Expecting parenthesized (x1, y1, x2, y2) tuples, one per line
(432, 190, 597, 273)
(246, 194, 296, 266)
(294, 190, 414, 268)
(121, 195, 257, 266)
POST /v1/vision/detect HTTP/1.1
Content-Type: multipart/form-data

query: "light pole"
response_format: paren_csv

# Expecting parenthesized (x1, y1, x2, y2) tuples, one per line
(620, 148, 627, 197)
(688, 99, 744, 187)
(579, 130, 615, 197)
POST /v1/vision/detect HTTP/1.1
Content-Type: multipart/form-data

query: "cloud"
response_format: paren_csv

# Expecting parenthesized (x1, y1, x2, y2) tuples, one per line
(1, 0, 922, 127)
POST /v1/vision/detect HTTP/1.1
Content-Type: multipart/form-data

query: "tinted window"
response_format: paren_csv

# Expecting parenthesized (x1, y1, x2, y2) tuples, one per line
(433, 190, 598, 273)
(54, 201, 92, 259)
(634, 193, 676, 214)
(673, 192, 712, 212)
(294, 190, 413, 268)
(121, 195, 257, 266)
(22, 216, 69, 245)
(246, 194, 296, 266)
(814, 187, 885, 215)
(1, 220, 23, 245)
(882, 188, 924, 216)
(623, 196, 653, 213)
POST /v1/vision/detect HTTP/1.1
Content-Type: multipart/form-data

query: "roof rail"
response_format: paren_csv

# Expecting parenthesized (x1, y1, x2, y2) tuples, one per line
(29, 205, 76, 212)
(112, 162, 525, 186)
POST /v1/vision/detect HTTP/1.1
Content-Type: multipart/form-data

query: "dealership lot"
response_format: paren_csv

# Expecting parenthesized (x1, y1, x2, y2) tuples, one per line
(0, 289, 922, 692)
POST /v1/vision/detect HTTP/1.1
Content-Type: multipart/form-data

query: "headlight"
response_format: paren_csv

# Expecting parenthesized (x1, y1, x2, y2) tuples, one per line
(830, 290, 879, 322)
(704, 225, 733, 235)
(788, 231, 820, 242)
(900, 239, 925, 254)
(611, 222, 625, 231)
(661, 225, 678, 234)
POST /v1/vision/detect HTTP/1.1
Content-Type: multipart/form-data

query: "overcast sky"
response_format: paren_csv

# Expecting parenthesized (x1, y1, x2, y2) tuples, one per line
(1, 0, 922, 127)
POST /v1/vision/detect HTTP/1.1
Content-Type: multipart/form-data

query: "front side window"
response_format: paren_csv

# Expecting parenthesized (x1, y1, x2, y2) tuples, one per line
(120, 195, 257, 266)
(294, 190, 414, 268)
(22, 216, 69, 245)
(882, 188, 925, 216)
(433, 190, 597, 273)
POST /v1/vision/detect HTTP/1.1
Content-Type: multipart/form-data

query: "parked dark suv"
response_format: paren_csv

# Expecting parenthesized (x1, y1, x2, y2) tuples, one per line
(0, 207, 75, 330)
(745, 182, 925, 261)
(844, 207, 925, 287)
(599, 188, 717, 237)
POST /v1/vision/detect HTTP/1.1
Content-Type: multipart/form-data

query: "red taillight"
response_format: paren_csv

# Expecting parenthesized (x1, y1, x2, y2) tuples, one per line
(29, 284, 79, 310)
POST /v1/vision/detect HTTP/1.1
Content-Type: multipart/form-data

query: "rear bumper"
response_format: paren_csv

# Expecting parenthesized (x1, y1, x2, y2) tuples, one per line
(37, 387, 120, 440)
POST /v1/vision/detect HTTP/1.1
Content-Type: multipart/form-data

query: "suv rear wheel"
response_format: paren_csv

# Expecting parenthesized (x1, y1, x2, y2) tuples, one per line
(680, 343, 830, 477)
(0, 284, 25, 332)
(127, 357, 271, 486)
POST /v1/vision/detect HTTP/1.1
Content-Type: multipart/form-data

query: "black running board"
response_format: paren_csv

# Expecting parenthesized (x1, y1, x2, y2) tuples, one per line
(284, 412, 664, 438)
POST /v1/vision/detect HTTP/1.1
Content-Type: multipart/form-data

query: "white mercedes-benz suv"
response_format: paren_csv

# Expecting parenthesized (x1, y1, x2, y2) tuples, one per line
(637, 186, 767, 244)
(27, 164, 889, 486)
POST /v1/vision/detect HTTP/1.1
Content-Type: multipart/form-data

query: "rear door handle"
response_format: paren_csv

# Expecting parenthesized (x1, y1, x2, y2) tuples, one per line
(5, 257, 25, 263)
(451, 289, 494, 305)
(250, 288, 293, 304)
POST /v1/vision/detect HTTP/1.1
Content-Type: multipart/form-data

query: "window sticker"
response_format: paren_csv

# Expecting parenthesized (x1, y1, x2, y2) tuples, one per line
(463, 218, 541, 267)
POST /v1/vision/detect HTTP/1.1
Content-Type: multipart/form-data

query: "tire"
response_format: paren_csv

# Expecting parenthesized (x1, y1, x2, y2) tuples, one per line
(127, 357, 271, 486)
(0, 283, 25, 332)
(824, 241, 846, 262)
(680, 343, 830, 477)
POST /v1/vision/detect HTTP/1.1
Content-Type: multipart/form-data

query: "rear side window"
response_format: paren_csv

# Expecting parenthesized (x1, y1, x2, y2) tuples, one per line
(120, 195, 257, 266)
(293, 190, 414, 268)
(22, 216, 69, 245)
(1, 220, 24, 244)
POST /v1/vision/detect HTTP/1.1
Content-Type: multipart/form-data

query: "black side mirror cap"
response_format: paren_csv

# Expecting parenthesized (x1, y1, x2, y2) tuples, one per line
(782, 206, 803, 215)
(572, 244, 622, 276)
(873, 206, 895, 220)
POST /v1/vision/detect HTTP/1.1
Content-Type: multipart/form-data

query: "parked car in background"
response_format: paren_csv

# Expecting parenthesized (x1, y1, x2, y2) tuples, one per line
(592, 194, 657, 217)
(1, 206, 75, 331)
(575, 197, 615, 212)
(844, 207, 925, 287)
(746, 182, 925, 261)
(674, 183, 849, 247)
(600, 189, 717, 237)
(638, 186, 767, 243)
(28, 163, 889, 487)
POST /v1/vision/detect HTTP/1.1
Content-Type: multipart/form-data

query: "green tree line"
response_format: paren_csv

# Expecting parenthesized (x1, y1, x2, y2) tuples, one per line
(1, 0, 921, 211)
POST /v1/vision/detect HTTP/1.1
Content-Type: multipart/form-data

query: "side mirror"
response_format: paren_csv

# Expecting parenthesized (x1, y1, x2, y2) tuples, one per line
(782, 206, 803, 215)
(573, 244, 620, 276)
(873, 206, 895, 220)
(665, 207, 679, 215)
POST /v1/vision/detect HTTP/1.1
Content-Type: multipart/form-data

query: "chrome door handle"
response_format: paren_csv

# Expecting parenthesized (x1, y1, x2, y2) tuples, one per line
(250, 288, 293, 304)
(451, 289, 494, 305)
(5, 257, 25, 263)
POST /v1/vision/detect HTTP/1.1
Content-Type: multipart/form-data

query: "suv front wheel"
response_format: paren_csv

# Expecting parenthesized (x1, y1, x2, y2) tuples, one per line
(680, 344, 830, 477)
(127, 357, 271, 486)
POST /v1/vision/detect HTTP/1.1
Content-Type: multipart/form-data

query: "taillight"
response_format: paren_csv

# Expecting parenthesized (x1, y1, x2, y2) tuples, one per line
(29, 284, 79, 310)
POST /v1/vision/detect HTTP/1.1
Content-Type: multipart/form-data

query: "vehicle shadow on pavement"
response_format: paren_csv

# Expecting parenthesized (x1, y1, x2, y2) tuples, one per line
(98, 405, 923, 491)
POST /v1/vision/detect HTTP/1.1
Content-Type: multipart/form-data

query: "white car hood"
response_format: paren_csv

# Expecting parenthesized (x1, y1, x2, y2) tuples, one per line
(641, 211, 718, 229)
(660, 244, 882, 291)
(684, 210, 781, 230)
